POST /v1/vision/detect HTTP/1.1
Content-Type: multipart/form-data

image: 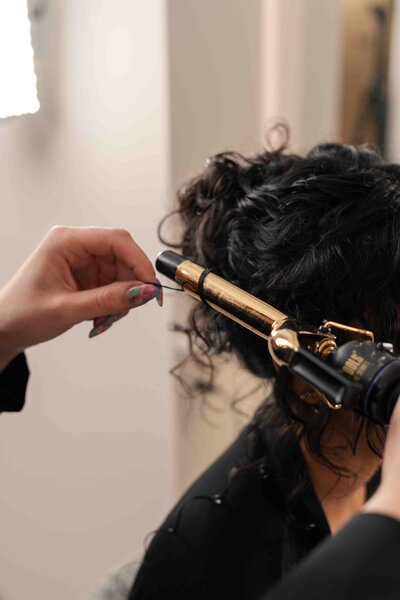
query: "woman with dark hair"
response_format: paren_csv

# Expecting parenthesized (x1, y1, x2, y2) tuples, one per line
(1, 173, 400, 600)
(127, 142, 400, 599)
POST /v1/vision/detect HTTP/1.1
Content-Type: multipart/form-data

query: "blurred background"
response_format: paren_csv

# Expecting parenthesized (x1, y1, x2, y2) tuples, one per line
(0, 0, 398, 598)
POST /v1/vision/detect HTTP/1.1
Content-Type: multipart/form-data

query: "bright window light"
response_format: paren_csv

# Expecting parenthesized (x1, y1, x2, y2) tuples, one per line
(0, 0, 40, 119)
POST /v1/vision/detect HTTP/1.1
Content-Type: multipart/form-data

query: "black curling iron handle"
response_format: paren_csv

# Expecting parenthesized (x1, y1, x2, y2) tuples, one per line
(289, 348, 363, 409)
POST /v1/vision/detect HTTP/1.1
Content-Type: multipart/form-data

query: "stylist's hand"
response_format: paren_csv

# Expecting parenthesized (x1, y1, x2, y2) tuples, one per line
(0, 226, 162, 370)
(364, 398, 400, 521)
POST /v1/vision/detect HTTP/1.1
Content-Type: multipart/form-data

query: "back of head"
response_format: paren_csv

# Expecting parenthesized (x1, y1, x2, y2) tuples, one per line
(167, 142, 400, 478)
(176, 142, 400, 380)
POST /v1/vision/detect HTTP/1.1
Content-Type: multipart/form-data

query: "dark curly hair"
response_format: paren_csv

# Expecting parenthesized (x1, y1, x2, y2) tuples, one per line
(163, 141, 400, 484)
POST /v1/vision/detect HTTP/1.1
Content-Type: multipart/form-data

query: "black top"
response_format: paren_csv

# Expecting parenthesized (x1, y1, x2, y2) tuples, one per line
(1, 353, 400, 598)
(265, 512, 400, 600)
(0, 353, 29, 413)
(129, 422, 380, 600)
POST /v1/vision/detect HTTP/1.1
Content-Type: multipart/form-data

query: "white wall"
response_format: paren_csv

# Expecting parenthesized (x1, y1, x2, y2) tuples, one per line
(262, 0, 342, 153)
(167, 0, 264, 491)
(0, 2, 174, 599)
(0, 1, 345, 597)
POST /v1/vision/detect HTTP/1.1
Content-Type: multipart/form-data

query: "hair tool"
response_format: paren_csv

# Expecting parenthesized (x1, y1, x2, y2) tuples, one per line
(156, 250, 400, 425)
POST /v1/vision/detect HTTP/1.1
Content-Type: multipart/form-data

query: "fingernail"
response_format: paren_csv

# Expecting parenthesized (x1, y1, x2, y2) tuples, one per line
(153, 277, 163, 307)
(127, 283, 158, 307)
(89, 312, 127, 338)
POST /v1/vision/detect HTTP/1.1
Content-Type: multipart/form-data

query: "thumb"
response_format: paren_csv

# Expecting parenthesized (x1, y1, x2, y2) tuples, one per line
(64, 281, 161, 323)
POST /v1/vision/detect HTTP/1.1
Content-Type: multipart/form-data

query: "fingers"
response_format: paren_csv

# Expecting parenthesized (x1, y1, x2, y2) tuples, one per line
(73, 255, 100, 290)
(64, 279, 162, 324)
(95, 256, 117, 288)
(89, 311, 129, 338)
(38, 227, 163, 337)
(47, 226, 156, 284)
(96, 256, 136, 288)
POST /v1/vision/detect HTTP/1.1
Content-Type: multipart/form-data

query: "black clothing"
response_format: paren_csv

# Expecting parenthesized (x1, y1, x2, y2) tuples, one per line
(129, 424, 380, 600)
(265, 513, 400, 600)
(0, 353, 29, 413)
(2, 353, 400, 599)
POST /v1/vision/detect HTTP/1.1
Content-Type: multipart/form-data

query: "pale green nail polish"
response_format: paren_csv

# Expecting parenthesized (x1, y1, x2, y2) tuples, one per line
(127, 284, 158, 305)
(89, 312, 128, 338)
(89, 323, 110, 338)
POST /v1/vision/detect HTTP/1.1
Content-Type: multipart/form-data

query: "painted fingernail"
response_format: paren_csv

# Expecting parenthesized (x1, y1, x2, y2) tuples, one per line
(127, 283, 158, 307)
(153, 277, 163, 307)
(89, 312, 128, 338)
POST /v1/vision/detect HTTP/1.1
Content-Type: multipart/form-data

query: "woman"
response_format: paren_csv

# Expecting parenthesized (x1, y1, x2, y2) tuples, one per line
(127, 142, 400, 599)
(1, 222, 400, 600)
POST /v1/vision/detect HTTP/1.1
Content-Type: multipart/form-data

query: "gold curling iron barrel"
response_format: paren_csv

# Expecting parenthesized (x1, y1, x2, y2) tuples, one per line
(156, 250, 287, 340)
(156, 251, 400, 425)
(156, 250, 338, 365)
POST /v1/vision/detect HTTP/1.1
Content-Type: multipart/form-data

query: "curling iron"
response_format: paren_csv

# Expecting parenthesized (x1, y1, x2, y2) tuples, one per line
(156, 250, 400, 425)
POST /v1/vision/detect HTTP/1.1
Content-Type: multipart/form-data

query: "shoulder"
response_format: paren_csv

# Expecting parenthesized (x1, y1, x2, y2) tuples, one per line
(129, 426, 285, 598)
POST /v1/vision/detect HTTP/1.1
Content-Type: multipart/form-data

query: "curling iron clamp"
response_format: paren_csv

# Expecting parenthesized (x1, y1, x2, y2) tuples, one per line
(156, 251, 400, 425)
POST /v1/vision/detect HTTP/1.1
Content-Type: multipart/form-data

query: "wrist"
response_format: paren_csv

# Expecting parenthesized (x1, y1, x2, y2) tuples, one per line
(0, 350, 23, 373)
(0, 304, 25, 372)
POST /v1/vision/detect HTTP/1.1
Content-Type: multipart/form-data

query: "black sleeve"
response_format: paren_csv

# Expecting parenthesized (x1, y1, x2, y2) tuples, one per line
(263, 513, 400, 600)
(0, 353, 30, 413)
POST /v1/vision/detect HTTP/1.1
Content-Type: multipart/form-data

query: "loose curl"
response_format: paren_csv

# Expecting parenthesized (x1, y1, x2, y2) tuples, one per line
(162, 141, 400, 489)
